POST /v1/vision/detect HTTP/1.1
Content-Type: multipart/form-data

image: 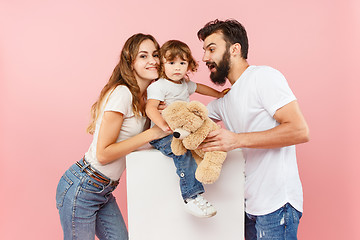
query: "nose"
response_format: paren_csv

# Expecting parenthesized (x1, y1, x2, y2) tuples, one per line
(202, 51, 210, 62)
(173, 132, 180, 138)
(148, 55, 159, 65)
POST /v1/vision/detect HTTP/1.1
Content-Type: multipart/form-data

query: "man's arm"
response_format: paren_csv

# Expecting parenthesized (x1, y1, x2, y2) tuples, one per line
(199, 100, 309, 152)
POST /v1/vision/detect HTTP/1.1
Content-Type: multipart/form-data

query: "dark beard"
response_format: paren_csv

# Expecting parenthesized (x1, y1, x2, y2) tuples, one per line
(207, 49, 230, 86)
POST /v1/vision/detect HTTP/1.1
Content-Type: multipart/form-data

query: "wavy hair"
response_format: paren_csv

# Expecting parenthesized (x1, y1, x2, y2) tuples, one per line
(197, 19, 249, 59)
(86, 33, 160, 134)
(159, 40, 198, 79)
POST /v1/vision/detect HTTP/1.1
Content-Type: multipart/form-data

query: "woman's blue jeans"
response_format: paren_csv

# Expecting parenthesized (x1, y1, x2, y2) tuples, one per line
(56, 160, 128, 240)
(245, 203, 302, 240)
(150, 134, 204, 200)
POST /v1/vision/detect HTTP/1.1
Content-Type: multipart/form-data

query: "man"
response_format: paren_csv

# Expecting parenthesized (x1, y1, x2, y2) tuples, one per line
(197, 19, 309, 240)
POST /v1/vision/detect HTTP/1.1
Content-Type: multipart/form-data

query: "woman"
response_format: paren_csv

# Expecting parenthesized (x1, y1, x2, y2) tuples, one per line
(56, 33, 169, 240)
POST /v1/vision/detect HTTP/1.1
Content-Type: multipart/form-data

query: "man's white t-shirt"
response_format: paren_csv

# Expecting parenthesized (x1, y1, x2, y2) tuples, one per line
(147, 78, 197, 104)
(207, 65, 303, 216)
(85, 85, 147, 181)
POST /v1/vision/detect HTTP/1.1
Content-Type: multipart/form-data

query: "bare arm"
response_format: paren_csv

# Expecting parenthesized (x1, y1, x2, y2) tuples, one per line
(196, 83, 228, 98)
(96, 111, 170, 165)
(199, 101, 309, 152)
(145, 99, 170, 131)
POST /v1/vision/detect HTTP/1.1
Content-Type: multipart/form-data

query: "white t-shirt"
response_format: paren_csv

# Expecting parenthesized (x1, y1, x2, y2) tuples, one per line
(207, 65, 303, 215)
(147, 78, 197, 104)
(85, 85, 147, 181)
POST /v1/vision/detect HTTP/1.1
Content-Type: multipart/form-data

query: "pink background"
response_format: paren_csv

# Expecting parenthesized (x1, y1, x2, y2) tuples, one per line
(1, 1, 359, 239)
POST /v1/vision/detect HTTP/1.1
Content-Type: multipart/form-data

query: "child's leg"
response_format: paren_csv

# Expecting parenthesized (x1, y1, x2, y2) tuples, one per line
(150, 135, 204, 200)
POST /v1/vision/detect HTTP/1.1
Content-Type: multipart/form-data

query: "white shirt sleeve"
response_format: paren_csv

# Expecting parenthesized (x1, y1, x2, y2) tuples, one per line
(186, 80, 197, 95)
(207, 99, 222, 121)
(255, 67, 296, 117)
(147, 80, 166, 101)
(104, 85, 133, 117)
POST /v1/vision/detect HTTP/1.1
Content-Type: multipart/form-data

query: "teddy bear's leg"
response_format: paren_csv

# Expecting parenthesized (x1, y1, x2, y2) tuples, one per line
(171, 138, 187, 156)
(191, 150, 202, 166)
(195, 151, 227, 184)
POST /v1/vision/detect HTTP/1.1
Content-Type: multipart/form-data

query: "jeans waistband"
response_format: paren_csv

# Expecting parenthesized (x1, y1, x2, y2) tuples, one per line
(76, 157, 119, 187)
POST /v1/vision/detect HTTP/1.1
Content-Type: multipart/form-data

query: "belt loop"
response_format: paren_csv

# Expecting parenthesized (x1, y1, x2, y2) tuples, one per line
(79, 157, 90, 172)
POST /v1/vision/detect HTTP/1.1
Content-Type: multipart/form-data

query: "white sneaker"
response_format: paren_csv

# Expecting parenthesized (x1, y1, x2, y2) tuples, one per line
(185, 195, 217, 218)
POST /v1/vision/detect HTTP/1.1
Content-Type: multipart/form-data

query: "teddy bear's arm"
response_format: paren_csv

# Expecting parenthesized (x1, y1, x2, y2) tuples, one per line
(171, 138, 187, 156)
(182, 119, 216, 150)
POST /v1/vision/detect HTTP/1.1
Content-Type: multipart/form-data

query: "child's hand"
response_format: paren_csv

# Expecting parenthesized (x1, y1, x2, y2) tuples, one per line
(218, 88, 230, 98)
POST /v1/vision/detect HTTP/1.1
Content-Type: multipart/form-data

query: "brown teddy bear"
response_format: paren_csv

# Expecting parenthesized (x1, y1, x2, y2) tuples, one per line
(162, 100, 227, 184)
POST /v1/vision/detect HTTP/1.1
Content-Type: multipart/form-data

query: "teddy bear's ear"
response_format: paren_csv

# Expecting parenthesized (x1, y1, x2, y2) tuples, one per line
(187, 101, 208, 119)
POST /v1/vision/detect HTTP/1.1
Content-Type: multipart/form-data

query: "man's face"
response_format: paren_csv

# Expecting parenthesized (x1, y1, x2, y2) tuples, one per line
(202, 32, 231, 85)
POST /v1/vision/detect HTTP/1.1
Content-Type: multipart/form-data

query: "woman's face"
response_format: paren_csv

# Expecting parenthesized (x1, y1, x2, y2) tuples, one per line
(133, 39, 160, 82)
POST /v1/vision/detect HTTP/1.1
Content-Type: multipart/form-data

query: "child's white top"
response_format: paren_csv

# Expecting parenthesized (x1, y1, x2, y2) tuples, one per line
(147, 78, 197, 104)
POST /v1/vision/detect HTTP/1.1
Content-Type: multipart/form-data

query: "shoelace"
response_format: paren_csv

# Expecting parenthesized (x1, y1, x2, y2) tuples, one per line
(194, 195, 212, 211)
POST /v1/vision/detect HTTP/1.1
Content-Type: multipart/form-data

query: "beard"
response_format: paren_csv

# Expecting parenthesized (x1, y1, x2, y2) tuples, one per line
(206, 48, 230, 86)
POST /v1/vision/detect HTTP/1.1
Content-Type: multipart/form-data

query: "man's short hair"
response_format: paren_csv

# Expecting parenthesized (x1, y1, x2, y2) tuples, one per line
(197, 19, 249, 59)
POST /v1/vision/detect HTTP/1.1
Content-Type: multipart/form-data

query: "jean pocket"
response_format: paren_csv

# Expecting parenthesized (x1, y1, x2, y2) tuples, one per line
(56, 174, 73, 209)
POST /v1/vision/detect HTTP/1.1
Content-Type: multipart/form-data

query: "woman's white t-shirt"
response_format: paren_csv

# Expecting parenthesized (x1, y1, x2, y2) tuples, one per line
(207, 65, 303, 215)
(85, 85, 147, 181)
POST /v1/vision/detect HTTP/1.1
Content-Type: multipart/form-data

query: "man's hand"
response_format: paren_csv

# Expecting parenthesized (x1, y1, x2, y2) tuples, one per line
(199, 128, 240, 152)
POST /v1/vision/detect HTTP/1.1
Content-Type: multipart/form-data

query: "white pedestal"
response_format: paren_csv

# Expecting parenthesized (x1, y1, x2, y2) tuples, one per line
(126, 149, 245, 240)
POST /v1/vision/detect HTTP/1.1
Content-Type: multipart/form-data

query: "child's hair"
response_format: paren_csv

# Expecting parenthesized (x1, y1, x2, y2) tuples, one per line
(159, 40, 198, 79)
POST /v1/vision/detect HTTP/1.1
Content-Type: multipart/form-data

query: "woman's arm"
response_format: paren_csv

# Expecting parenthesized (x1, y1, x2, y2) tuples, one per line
(145, 99, 170, 131)
(96, 111, 169, 165)
(196, 83, 228, 98)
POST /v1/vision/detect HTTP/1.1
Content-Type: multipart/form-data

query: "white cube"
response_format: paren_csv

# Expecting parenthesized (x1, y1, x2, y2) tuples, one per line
(126, 149, 245, 240)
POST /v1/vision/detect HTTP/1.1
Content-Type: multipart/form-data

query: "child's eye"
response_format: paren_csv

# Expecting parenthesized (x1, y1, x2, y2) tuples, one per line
(169, 61, 175, 65)
(153, 53, 159, 58)
(180, 62, 187, 65)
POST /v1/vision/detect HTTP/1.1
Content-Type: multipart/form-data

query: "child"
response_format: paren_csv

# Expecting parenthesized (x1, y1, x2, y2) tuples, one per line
(146, 40, 227, 218)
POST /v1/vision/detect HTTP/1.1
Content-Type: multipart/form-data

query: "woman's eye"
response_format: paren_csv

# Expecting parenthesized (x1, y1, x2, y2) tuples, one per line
(153, 53, 159, 58)
(140, 55, 147, 58)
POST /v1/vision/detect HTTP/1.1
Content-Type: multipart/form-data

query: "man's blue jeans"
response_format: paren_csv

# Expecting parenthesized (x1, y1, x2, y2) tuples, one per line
(245, 203, 302, 240)
(56, 160, 128, 240)
(150, 134, 204, 200)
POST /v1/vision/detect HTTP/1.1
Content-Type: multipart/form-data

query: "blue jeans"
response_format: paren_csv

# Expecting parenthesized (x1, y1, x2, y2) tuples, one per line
(56, 160, 128, 240)
(150, 134, 204, 200)
(245, 203, 302, 240)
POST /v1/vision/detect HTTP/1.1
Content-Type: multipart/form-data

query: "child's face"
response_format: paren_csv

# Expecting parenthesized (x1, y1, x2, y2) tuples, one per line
(163, 56, 189, 82)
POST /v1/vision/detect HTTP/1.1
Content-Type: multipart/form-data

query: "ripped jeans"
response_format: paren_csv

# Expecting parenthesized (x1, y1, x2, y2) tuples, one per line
(245, 203, 302, 240)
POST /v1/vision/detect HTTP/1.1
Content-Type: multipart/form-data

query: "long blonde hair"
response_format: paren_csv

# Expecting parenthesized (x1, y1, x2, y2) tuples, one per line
(86, 33, 160, 134)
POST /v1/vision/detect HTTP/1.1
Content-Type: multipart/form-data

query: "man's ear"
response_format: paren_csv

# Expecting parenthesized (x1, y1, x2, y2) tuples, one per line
(230, 43, 242, 56)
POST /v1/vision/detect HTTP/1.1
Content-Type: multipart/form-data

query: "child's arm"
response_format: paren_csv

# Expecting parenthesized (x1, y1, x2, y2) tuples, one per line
(195, 83, 229, 98)
(146, 99, 171, 132)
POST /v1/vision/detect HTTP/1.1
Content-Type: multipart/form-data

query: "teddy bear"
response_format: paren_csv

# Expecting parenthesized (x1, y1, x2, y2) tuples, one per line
(162, 100, 227, 184)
